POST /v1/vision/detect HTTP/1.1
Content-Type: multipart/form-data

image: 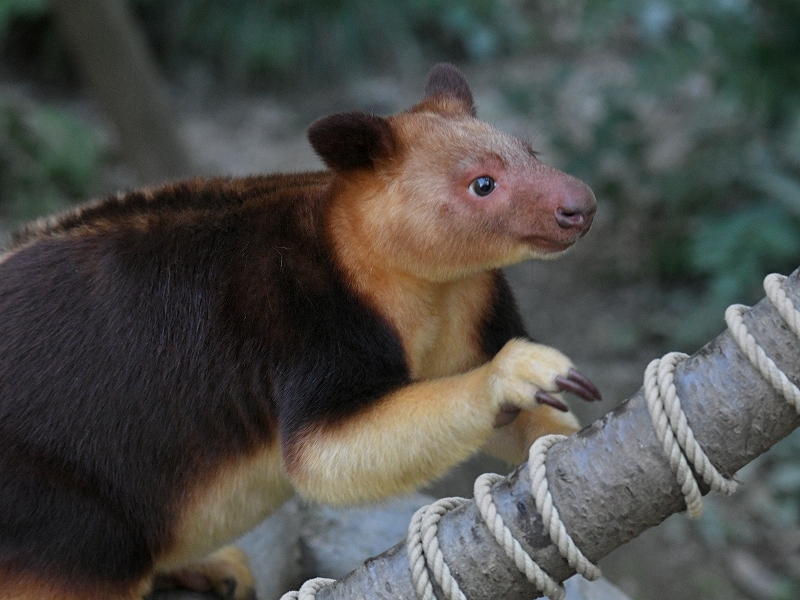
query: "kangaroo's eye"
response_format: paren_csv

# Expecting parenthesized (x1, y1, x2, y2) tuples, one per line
(469, 176, 496, 197)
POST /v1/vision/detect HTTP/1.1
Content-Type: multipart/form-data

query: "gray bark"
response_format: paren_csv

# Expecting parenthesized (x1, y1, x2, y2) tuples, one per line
(50, 0, 194, 184)
(316, 265, 800, 599)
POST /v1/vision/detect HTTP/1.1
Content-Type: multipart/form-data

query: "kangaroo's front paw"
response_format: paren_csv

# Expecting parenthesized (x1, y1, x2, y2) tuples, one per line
(490, 339, 601, 415)
(152, 545, 256, 600)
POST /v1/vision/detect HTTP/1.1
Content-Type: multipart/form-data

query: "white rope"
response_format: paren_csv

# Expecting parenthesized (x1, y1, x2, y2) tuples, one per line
(528, 435, 602, 583)
(282, 271, 800, 600)
(407, 434, 599, 600)
(279, 577, 335, 600)
(725, 274, 800, 413)
(407, 497, 470, 600)
(764, 274, 800, 339)
(644, 272, 800, 520)
(644, 352, 737, 518)
(474, 472, 566, 600)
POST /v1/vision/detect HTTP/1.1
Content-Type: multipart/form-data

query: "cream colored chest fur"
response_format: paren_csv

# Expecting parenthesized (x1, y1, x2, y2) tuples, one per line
(380, 272, 494, 380)
(158, 448, 293, 569)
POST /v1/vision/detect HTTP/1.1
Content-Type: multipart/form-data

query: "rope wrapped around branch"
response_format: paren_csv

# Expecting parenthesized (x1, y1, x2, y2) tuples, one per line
(280, 272, 800, 600)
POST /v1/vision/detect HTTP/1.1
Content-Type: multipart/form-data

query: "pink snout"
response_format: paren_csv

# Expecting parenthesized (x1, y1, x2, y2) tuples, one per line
(553, 178, 596, 237)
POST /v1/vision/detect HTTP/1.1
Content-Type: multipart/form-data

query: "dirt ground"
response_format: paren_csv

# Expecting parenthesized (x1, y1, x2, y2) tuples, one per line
(2, 60, 785, 600)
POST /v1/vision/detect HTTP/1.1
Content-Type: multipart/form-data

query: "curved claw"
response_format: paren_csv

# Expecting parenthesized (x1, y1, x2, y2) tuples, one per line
(535, 391, 569, 412)
(555, 369, 602, 402)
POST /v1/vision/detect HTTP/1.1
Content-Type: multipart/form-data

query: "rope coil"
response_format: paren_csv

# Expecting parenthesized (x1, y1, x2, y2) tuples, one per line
(528, 436, 602, 583)
(473, 471, 565, 600)
(644, 352, 738, 518)
(725, 274, 800, 413)
(406, 436, 601, 600)
(642, 273, 800, 520)
(407, 497, 470, 600)
(279, 577, 336, 600)
(280, 272, 800, 600)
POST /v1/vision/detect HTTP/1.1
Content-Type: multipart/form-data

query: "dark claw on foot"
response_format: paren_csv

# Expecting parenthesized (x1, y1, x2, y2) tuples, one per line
(555, 369, 602, 402)
(535, 391, 569, 412)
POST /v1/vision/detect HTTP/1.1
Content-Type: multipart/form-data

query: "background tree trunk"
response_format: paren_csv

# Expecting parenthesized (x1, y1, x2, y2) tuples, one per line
(50, 0, 194, 185)
(314, 266, 800, 599)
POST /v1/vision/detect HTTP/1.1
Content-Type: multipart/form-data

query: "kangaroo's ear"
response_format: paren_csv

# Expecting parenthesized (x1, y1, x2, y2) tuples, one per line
(420, 63, 476, 117)
(307, 112, 396, 172)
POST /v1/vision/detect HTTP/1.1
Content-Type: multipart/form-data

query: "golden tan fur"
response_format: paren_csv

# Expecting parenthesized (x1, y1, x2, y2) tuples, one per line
(0, 574, 150, 600)
(286, 337, 580, 506)
(159, 450, 291, 571)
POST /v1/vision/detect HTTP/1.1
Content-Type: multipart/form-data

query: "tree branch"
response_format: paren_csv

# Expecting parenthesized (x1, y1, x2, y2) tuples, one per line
(314, 266, 800, 599)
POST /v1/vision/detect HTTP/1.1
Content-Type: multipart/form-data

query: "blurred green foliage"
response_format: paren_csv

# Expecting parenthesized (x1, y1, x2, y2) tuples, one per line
(0, 0, 47, 39)
(0, 0, 46, 30)
(0, 0, 102, 221)
(1, 0, 522, 90)
(0, 0, 69, 84)
(132, 0, 520, 88)
(504, 0, 800, 347)
(0, 102, 102, 220)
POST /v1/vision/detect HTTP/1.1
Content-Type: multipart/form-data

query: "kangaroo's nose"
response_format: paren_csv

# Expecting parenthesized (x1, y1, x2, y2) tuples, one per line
(554, 179, 596, 235)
